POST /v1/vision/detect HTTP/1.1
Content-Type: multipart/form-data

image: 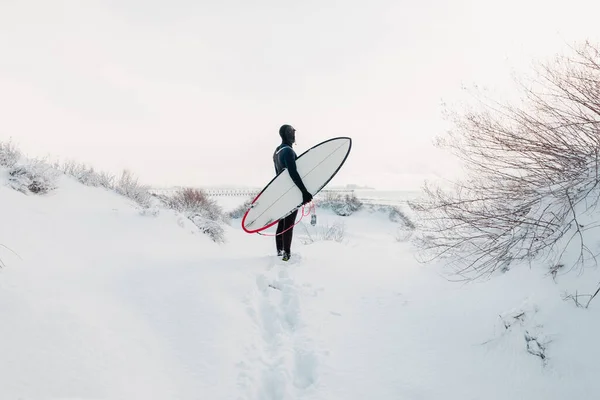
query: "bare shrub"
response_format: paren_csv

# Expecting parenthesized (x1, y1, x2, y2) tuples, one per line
(395, 228, 413, 242)
(8, 159, 59, 195)
(363, 204, 415, 242)
(301, 220, 346, 244)
(0, 140, 21, 167)
(162, 188, 227, 243)
(166, 188, 225, 222)
(548, 263, 565, 282)
(57, 160, 115, 188)
(114, 170, 151, 208)
(322, 191, 342, 202)
(410, 41, 600, 280)
(562, 285, 600, 308)
(386, 206, 416, 230)
(318, 191, 363, 216)
(228, 198, 254, 219)
(189, 215, 225, 243)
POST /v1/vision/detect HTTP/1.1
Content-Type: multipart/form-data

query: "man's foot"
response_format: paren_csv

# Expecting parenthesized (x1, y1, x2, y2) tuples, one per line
(277, 249, 284, 257)
(281, 252, 290, 262)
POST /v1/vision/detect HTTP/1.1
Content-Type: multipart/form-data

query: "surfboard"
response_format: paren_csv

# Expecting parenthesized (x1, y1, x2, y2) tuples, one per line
(241, 137, 352, 233)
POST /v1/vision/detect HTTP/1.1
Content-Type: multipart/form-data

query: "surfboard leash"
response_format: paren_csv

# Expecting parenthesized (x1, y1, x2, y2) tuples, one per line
(256, 202, 315, 237)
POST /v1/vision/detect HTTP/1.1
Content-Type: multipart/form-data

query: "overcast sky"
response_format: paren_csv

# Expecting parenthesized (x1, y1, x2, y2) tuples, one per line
(1, 0, 599, 190)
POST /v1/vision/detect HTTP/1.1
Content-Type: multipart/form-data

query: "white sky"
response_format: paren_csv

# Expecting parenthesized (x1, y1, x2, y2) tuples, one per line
(1, 0, 600, 190)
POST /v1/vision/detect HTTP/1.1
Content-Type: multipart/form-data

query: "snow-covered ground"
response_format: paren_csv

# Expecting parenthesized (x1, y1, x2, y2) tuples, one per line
(1, 168, 599, 399)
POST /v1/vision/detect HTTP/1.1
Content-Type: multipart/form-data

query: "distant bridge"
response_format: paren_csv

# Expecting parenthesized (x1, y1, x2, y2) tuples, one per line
(149, 187, 355, 198)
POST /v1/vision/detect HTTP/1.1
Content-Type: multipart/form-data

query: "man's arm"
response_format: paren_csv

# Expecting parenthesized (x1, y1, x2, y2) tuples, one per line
(281, 148, 310, 194)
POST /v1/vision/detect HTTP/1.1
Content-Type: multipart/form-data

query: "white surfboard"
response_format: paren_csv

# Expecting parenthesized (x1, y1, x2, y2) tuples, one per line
(242, 137, 352, 233)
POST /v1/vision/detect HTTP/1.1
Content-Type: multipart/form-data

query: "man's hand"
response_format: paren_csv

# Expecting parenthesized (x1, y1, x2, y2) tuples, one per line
(302, 190, 313, 205)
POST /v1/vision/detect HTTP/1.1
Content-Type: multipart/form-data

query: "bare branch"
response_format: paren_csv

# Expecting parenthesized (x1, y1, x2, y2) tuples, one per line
(411, 41, 600, 279)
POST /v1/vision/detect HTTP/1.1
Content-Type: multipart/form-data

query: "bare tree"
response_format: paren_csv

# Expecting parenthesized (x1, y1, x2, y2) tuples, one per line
(410, 41, 600, 281)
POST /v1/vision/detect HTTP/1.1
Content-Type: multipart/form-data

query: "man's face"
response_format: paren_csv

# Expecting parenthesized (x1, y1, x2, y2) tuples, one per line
(289, 128, 296, 144)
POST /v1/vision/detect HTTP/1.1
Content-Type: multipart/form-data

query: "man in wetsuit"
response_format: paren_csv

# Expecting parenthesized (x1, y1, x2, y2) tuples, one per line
(273, 124, 313, 261)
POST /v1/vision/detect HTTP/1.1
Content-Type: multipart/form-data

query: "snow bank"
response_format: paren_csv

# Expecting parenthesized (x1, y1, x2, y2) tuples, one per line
(0, 162, 599, 399)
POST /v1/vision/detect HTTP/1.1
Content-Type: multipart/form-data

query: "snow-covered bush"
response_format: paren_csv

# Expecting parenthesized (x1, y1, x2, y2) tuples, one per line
(57, 161, 115, 188)
(384, 205, 415, 229)
(114, 170, 152, 208)
(166, 188, 226, 222)
(8, 160, 59, 195)
(318, 191, 363, 216)
(300, 221, 346, 244)
(228, 198, 253, 219)
(0, 140, 21, 167)
(189, 215, 225, 243)
(383, 206, 415, 242)
(0, 140, 227, 241)
(162, 188, 227, 243)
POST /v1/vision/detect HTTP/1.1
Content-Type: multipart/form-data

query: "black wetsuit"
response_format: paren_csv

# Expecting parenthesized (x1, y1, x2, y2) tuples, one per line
(273, 143, 309, 193)
(273, 142, 307, 255)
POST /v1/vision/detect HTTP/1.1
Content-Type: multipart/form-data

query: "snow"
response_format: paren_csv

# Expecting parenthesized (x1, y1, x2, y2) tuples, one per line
(1, 167, 600, 399)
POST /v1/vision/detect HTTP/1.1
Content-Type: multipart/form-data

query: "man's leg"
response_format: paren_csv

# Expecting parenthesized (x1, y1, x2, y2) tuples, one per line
(275, 219, 284, 255)
(282, 209, 299, 260)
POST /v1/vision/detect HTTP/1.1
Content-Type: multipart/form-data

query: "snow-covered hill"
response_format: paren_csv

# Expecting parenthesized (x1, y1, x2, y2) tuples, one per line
(1, 166, 599, 399)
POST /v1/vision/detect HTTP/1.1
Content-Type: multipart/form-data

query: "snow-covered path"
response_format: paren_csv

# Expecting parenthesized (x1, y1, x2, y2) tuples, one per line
(1, 173, 600, 399)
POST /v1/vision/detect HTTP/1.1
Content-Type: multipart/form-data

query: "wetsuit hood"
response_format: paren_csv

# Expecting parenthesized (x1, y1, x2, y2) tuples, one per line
(279, 124, 296, 145)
